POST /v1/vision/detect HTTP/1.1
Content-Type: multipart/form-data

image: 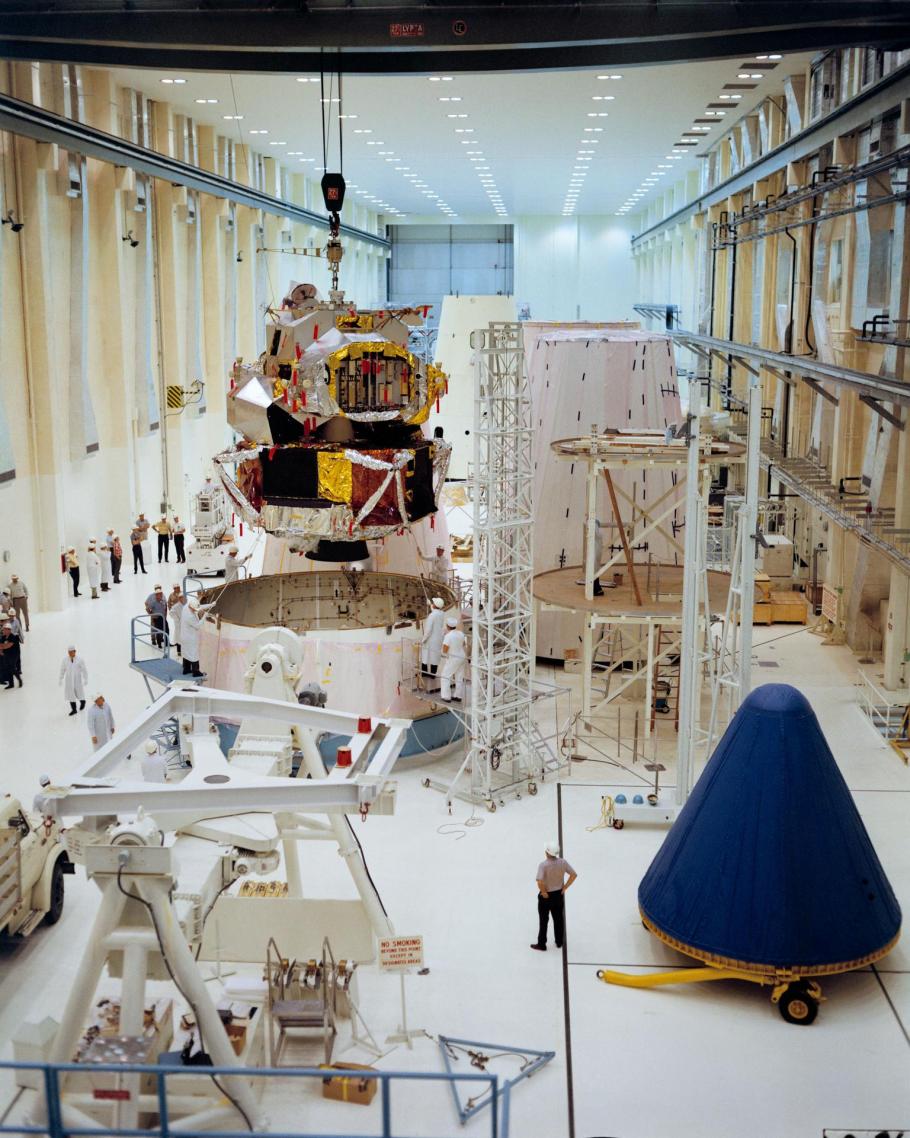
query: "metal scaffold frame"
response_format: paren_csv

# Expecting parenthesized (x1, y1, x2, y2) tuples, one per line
(429, 323, 565, 810)
(539, 382, 748, 823)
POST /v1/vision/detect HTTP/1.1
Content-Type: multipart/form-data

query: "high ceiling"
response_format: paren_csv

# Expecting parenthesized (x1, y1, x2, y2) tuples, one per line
(108, 53, 812, 222)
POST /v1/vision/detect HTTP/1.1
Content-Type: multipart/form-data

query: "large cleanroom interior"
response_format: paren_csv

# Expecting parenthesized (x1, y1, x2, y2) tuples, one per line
(2, 8, 910, 1137)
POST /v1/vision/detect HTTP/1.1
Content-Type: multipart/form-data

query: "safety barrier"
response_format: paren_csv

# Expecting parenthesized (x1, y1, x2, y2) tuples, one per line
(857, 668, 907, 741)
(0, 1059, 509, 1138)
(130, 614, 173, 663)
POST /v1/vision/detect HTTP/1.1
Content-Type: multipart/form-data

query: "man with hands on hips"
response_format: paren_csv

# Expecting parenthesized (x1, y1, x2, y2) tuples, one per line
(531, 840, 577, 952)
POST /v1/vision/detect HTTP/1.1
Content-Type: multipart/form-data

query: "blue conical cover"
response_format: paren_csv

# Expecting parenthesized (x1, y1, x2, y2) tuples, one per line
(639, 684, 901, 972)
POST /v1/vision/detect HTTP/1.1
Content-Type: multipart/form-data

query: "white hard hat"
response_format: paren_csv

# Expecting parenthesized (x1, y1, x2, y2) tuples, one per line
(446, 616, 458, 628)
(144, 740, 158, 755)
(229, 545, 238, 554)
(545, 841, 560, 857)
(67, 644, 76, 651)
(432, 597, 445, 609)
(188, 596, 200, 610)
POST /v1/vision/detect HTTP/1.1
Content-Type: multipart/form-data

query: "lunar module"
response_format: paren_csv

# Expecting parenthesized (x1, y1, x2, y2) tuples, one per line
(215, 204, 450, 563)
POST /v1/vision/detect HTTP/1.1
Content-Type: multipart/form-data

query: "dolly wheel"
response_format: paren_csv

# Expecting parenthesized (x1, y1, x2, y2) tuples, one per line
(486, 800, 497, 813)
(612, 819, 625, 829)
(779, 983, 818, 1025)
(422, 778, 430, 789)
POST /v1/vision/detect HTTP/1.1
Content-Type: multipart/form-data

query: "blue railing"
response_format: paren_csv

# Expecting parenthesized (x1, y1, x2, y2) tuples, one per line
(0, 1060, 509, 1138)
(129, 614, 173, 664)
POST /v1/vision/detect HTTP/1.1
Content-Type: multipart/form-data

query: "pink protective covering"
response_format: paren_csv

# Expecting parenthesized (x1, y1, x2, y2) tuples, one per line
(200, 623, 429, 720)
(525, 327, 683, 660)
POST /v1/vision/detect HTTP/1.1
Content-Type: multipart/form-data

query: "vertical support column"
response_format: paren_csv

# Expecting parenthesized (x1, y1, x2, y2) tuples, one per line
(739, 377, 762, 700)
(9, 65, 68, 611)
(882, 187, 910, 689)
(676, 381, 702, 806)
(584, 464, 597, 601)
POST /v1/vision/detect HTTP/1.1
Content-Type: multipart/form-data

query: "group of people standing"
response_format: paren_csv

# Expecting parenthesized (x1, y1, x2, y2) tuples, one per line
(145, 582, 209, 676)
(131, 513, 188, 573)
(65, 530, 123, 598)
(65, 513, 187, 596)
(0, 575, 28, 689)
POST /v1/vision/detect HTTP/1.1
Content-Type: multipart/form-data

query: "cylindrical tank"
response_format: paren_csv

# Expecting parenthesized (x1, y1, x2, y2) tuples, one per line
(198, 570, 464, 758)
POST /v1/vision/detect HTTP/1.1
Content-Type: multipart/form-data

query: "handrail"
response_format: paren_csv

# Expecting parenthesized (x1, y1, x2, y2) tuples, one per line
(130, 613, 172, 664)
(0, 1058, 504, 1138)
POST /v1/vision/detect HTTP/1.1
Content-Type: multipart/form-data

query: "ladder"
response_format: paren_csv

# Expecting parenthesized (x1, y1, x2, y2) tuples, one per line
(650, 624, 681, 731)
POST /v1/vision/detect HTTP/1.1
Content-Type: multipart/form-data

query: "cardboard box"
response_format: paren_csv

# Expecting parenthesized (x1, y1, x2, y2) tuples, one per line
(320, 1062, 378, 1105)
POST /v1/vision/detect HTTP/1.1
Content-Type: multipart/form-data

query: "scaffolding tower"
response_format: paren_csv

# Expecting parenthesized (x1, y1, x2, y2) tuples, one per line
(428, 322, 565, 810)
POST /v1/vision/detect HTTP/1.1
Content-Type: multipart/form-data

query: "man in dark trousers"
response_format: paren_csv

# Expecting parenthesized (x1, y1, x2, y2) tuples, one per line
(531, 840, 577, 952)
(145, 584, 169, 649)
(172, 516, 186, 563)
(131, 526, 147, 575)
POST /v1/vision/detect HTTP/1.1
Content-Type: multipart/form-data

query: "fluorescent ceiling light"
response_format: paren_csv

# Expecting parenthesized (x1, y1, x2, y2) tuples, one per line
(195, 98, 218, 104)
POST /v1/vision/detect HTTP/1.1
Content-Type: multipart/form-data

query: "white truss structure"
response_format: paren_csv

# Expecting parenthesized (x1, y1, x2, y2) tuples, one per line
(707, 376, 761, 752)
(431, 323, 564, 809)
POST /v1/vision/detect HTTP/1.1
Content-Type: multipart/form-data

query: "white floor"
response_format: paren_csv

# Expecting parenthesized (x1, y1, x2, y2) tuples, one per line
(2, 552, 910, 1137)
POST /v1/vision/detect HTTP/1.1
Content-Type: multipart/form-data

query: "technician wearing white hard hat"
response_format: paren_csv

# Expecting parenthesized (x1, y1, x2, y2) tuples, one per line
(59, 645, 88, 715)
(180, 595, 213, 676)
(87, 693, 115, 750)
(140, 739, 168, 783)
(421, 597, 447, 676)
(224, 545, 250, 584)
(439, 616, 467, 703)
(531, 841, 577, 953)
(85, 541, 102, 600)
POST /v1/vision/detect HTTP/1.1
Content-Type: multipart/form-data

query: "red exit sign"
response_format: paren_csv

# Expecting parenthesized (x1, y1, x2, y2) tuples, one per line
(390, 22, 425, 38)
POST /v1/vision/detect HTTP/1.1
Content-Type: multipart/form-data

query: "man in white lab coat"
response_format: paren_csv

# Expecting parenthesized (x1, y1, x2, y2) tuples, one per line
(87, 693, 115, 750)
(421, 597, 447, 676)
(85, 541, 102, 600)
(440, 617, 467, 703)
(140, 739, 168, 782)
(224, 546, 251, 584)
(180, 596, 213, 677)
(98, 544, 112, 592)
(59, 646, 88, 715)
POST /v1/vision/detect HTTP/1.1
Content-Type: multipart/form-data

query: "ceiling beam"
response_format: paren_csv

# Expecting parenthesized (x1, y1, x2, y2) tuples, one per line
(0, 92, 390, 249)
(1, 3, 909, 73)
(632, 63, 910, 247)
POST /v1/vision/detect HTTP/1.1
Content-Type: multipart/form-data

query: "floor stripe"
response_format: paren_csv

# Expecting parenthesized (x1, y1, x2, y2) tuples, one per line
(871, 963, 910, 1049)
(557, 782, 575, 1138)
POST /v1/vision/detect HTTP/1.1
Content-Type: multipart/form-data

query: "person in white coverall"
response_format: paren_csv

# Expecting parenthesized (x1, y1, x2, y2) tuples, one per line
(85, 542, 102, 599)
(180, 597, 213, 676)
(421, 597, 447, 675)
(440, 617, 467, 702)
(141, 739, 168, 782)
(87, 693, 115, 750)
(224, 546, 251, 584)
(99, 544, 112, 592)
(60, 646, 88, 715)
